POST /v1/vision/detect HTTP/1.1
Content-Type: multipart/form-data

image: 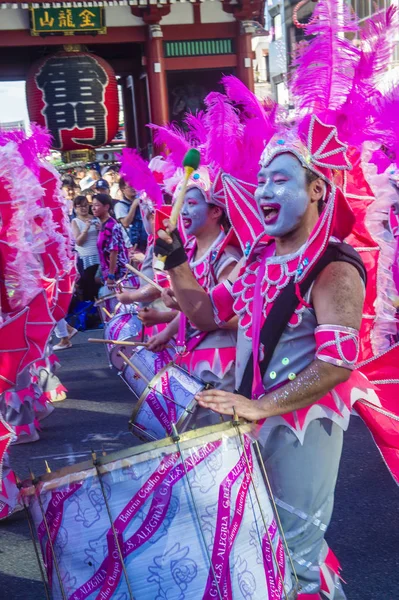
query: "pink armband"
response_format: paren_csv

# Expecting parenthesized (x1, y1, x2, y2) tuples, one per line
(315, 324, 359, 370)
(210, 280, 235, 325)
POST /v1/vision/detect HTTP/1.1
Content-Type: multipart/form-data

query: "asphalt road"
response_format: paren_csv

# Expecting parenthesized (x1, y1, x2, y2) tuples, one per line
(0, 330, 397, 600)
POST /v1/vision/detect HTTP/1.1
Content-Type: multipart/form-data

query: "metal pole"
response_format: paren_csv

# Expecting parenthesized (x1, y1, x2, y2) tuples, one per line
(253, 439, 299, 590)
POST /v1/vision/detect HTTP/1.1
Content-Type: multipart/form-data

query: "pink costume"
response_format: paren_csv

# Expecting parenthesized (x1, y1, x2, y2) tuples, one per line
(0, 127, 75, 519)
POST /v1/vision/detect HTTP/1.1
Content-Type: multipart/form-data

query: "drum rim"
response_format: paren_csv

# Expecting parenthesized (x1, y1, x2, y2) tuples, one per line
(129, 360, 205, 436)
(104, 311, 141, 331)
(22, 421, 252, 490)
(104, 313, 143, 363)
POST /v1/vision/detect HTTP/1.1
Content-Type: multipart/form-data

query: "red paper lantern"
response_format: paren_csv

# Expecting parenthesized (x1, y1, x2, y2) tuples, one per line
(26, 49, 119, 152)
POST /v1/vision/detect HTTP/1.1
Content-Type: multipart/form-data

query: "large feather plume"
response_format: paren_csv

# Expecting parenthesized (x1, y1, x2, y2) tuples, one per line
(147, 123, 190, 166)
(184, 111, 208, 146)
(0, 124, 52, 175)
(369, 84, 399, 172)
(221, 75, 278, 181)
(222, 75, 269, 122)
(337, 6, 398, 146)
(357, 5, 397, 89)
(290, 0, 360, 118)
(119, 148, 164, 207)
(203, 91, 244, 175)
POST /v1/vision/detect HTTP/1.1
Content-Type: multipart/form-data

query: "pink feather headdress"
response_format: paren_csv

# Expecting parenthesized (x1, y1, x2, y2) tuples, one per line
(119, 149, 174, 211)
(146, 86, 266, 209)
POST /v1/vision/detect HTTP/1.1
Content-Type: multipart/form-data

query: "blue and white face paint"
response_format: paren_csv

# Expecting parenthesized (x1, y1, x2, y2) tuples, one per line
(255, 153, 310, 238)
(181, 187, 211, 237)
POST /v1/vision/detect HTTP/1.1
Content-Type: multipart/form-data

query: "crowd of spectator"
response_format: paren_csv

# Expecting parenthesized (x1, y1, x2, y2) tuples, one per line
(56, 162, 147, 350)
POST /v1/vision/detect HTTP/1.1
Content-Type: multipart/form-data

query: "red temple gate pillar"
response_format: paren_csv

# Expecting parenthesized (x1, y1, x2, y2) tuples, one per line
(236, 20, 255, 92)
(131, 5, 170, 128)
(146, 24, 169, 125)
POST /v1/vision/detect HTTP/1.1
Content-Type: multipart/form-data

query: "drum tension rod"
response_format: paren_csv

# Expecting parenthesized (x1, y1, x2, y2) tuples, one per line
(170, 424, 223, 600)
(16, 475, 52, 600)
(91, 450, 135, 600)
(231, 412, 291, 600)
(29, 468, 68, 600)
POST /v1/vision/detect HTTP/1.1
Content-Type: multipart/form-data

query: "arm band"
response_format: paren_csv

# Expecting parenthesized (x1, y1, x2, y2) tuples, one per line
(210, 280, 235, 326)
(315, 324, 359, 370)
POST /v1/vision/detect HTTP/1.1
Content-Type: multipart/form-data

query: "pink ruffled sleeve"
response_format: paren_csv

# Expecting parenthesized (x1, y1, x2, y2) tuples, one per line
(210, 280, 235, 326)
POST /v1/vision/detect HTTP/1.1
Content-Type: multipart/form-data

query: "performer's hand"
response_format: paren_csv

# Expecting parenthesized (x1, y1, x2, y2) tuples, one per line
(195, 390, 264, 422)
(154, 220, 187, 270)
(161, 288, 181, 311)
(128, 244, 145, 264)
(146, 330, 172, 352)
(130, 250, 145, 264)
(106, 277, 116, 290)
(138, 307, 164, 326)
(116, 290, 136, 305)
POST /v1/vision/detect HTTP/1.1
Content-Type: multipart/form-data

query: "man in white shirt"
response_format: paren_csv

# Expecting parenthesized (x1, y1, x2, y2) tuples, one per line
(101, 165, 120, 200)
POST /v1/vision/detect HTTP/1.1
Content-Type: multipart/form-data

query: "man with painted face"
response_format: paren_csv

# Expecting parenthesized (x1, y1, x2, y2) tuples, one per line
(154, 117, 367, 599)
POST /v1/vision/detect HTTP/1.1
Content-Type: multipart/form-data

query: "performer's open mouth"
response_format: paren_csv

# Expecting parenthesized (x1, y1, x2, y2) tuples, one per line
(261, 204, 280, 224)
(182, 218, 192, 229)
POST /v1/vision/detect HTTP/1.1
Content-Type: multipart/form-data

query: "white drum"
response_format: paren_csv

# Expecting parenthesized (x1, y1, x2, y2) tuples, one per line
(121, 347, 204, 441)
(24, 422, 297, 600)
(103, 312, 143, 370)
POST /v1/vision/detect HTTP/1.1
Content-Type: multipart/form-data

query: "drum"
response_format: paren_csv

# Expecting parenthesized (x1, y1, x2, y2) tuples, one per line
(122, 346, 203, 441)
(24, 422, 297, 600)
(97, 285, 119, 322)
(103, 312, 143, 370)
(97, 274, 139, 322)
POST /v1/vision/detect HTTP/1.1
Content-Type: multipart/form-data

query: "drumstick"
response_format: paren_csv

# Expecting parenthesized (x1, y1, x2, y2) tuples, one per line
(95, 293, 118, 305)
(102, 307, 113, 319)
(153, 149, 200, 272)
(89, 338, 147, 347)
(89, 338, 175, 350)
(119, 351, 193, 414)
(125, 264, 163, 292)
(170, 149, 201, 227)
(117, 351, 151, 385)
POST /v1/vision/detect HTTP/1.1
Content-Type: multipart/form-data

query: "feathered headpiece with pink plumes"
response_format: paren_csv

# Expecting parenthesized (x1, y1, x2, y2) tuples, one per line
(146, 84, 278, 210)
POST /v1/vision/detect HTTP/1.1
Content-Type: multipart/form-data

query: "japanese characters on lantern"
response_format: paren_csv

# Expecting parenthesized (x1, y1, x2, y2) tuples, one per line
(26, 50, 119, 152)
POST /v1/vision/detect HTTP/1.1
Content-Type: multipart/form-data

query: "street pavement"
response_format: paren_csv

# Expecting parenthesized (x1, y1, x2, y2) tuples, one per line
(0, 330, 397, 599)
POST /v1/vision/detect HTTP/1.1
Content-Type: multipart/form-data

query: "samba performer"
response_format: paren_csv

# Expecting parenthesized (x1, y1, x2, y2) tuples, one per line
(116, 153, 179, 334)
(152, 2, 399, 596)
(0, 126, 75, 520)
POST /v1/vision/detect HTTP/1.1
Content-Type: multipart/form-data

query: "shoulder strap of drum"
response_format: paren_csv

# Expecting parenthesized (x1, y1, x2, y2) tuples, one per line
(237, 243, 366, 398)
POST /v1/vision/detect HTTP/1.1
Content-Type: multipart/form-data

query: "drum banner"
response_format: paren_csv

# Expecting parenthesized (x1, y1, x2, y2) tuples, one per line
(27, 429, 293, 599)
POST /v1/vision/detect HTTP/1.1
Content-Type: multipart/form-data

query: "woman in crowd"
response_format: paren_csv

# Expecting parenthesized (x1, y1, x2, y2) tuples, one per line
(92, 193, 128, 289)
(71, 195, 101, 301)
